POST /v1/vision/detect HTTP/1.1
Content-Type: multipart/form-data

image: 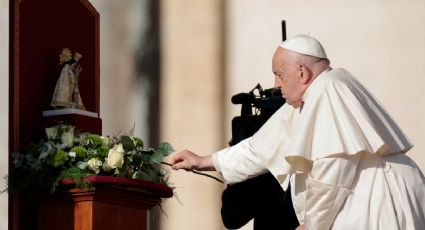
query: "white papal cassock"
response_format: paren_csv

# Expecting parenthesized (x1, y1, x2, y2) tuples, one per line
(212, 68, 425, 230)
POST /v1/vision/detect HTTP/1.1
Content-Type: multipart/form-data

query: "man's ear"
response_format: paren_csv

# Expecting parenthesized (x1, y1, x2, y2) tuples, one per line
(299, 64, 312, 84)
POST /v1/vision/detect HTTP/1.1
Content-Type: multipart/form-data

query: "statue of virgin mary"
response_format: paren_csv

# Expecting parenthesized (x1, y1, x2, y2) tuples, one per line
(51, 48, 86, 110)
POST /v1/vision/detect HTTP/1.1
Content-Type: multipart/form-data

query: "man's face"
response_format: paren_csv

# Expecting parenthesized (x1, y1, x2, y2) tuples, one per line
(272, 48, 305, 108)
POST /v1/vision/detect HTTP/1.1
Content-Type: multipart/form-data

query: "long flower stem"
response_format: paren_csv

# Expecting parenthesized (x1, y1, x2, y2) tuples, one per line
(161, 162, 224, 184)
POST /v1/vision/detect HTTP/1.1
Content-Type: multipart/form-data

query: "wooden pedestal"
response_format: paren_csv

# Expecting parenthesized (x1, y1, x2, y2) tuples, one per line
(37, 176, 173, 230)
(43, 112, 102, 135)
(10, 0, 102, 228)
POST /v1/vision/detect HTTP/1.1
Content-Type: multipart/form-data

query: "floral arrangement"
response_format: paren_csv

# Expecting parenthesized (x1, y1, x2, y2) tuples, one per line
(7, 124, 174, 197)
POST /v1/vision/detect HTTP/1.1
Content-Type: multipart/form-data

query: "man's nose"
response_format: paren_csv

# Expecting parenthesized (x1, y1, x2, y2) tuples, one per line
(274, 77, 281, 88)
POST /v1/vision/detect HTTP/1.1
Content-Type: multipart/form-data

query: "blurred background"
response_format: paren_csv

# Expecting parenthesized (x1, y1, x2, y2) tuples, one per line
(1, 0, 425, 229)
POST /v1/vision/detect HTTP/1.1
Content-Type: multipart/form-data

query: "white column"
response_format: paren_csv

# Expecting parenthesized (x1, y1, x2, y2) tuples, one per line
(160, 0, 226, 229)
(0, 0, 9, 229)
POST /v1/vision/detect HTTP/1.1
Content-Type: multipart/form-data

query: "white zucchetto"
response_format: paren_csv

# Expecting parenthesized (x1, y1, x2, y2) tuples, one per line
(280, 34, 327, 59)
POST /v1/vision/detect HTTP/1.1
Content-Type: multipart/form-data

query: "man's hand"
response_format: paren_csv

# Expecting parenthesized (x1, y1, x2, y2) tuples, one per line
(172, 150, 215, 171)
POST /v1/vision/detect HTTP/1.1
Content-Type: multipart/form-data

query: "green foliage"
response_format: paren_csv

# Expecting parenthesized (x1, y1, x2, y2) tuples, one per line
(81, 133, 102, 149)
(6, 124, 174, 197)
(70, 146, 87, 158)
(120, 135, 135, 152)
(51, 149, 69, 167)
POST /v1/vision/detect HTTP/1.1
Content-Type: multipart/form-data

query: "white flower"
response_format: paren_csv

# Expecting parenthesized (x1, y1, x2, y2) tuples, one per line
(45, 127, 58, 140)
(113, 144, 124, 154)
(100, 136, 109, 147)
(77, 161, 88, 169)
(107, 144, 124, 169)
(87, 158, 103, 174)
(61, 131, 74, 148)
(68, 152, 76, 158)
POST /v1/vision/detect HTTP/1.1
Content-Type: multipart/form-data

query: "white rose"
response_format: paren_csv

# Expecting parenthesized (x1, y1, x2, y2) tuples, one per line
(107, 144, 124, 169)
(113, 144, 124, 154)
(87, 158, 103, 174)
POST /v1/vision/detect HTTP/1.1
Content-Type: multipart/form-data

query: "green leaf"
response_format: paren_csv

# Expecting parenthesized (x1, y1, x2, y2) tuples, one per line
(133, 171, 153, 181)
(11, 152, 24, 168)
(145, 167, 161, 182)
(149, 143, 174, 164)
(133, 137, 144, 147)
(113, 168, 120, 175)
(157, 142, 174, 156)
(150, 150, 164, 164)
(120, 136, 135, 152)
(87, 134, 102, 148)
(138, 153, 152, 165)
(97, 146, 109, 158)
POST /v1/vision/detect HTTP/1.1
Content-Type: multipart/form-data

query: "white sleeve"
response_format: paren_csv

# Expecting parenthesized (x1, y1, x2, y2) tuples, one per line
(212, 138, 267, 184)
(212, 104, 299, 185)
(304, 153, 362, 230)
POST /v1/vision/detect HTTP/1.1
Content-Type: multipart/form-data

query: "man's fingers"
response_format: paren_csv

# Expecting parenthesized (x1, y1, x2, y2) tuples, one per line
(171, 151, 190, 170)
(171, 152, 183, 165)
(172, 161, 188, 170)
(172, 157, 193, 170)
(171, 150, 199, 171)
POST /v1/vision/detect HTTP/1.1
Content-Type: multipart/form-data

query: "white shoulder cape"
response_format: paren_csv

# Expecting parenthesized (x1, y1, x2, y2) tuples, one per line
(215, 68, 413, 183)
(284, 68, 412, 172)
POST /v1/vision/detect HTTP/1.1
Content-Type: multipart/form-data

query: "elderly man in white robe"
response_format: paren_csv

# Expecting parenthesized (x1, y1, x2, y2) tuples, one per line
(172, 34, 425, 230)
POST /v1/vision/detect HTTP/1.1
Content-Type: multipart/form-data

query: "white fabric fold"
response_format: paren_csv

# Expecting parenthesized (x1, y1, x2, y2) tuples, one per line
(302, 153, 362, 229)
(285, 68, 413, 172)
(212, 67, 424, 229)
(214, 68, 412, 183)
(305, 177, 352, 230)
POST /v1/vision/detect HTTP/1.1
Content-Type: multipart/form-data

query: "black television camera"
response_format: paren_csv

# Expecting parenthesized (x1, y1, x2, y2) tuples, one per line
(229, 83, 285, 146)
(221, 84, 299, 230)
